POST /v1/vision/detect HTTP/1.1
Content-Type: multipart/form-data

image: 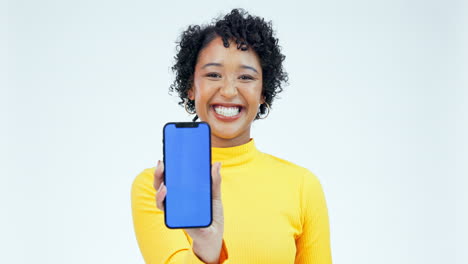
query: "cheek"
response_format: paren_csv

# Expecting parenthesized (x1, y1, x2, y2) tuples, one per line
(193, 79, 216, 103)
(243, 84, 263, 103)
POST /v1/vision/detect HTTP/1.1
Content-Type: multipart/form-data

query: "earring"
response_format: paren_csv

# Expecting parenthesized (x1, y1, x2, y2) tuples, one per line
(258, 102, 271, 119)
(184, 99, 196, 115)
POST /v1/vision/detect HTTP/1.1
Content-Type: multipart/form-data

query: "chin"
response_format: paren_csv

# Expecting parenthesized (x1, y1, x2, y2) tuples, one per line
(211, 125, 242, 139)
(199, 113, 252, 142)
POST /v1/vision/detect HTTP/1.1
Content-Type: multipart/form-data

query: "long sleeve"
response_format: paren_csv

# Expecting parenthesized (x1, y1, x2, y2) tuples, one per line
(131, 168, 229, 264)
(295, 171, 333, 264)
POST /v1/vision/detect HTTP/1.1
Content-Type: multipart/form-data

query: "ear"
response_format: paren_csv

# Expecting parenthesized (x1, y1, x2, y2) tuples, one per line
(188, 87, 195, 101)
(260, 95, 266, 105)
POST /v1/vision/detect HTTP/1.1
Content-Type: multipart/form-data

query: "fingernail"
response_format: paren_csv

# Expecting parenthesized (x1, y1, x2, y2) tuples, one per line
(158, 182, 163, 192)
(157, 160, 161, 167)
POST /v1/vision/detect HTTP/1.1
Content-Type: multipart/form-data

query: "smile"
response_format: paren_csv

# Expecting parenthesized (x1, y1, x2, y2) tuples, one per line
(214, 106, 240, 117)
(211, 104, 243, 121)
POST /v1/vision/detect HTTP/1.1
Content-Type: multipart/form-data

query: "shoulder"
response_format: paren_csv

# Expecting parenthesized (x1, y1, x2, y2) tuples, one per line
(131, 167, 157, 197)
(261, 152, 321, 184)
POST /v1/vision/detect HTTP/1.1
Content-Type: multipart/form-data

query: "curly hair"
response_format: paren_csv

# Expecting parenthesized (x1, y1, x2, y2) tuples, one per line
(169, 8, 288, 120)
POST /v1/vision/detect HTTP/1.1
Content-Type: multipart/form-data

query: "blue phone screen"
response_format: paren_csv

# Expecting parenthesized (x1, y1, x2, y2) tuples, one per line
(163, 122, 212, 228)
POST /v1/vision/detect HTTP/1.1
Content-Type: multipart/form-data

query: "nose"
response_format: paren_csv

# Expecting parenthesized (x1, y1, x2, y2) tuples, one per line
(219, 77, 238, 99)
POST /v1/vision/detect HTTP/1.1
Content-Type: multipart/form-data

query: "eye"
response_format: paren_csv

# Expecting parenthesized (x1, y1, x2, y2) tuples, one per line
(239, 75, 254, 80)
(206, 72, 221, 78)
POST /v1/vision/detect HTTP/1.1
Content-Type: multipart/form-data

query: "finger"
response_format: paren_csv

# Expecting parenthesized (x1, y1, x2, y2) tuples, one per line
(156, 183, 166, 211)
(153, 160, 165, 191)
(211, 162, 222, 200)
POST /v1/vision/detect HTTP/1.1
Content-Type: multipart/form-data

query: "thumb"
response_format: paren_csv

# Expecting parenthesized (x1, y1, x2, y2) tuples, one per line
(211, 162, 222, 200)
(153, 160, 164, 191)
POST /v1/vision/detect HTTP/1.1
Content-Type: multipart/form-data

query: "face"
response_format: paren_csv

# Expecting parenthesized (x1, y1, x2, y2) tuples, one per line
(188, 36, 264, 147)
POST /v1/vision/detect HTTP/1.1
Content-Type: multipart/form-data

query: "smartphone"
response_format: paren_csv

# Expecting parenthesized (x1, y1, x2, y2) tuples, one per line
(162, 122, 212, 229)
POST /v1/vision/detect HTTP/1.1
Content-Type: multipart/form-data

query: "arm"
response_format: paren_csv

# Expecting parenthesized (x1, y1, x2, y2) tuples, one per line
(131, 167, 229, 263)
(295, 171, 333, 264)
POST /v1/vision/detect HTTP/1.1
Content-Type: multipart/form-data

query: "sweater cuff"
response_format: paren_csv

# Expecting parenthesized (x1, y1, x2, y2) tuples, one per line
(188, 239, 229, 264)
(219, 239, 229, 263)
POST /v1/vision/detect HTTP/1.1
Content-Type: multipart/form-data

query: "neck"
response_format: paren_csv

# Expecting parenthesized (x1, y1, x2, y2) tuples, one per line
(211, 133, 251, 148)
(211, 137, 258, 167)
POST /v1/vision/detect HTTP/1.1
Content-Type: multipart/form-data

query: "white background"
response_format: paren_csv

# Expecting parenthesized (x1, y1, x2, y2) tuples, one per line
(2, 0, 466, 263)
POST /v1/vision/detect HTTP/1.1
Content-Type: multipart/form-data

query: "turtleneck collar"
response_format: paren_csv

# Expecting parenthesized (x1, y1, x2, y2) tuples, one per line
(212, 138, 260, 167)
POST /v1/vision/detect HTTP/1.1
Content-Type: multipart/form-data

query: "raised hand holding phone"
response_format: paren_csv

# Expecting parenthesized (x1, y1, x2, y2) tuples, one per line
(153, 161, 224, 264)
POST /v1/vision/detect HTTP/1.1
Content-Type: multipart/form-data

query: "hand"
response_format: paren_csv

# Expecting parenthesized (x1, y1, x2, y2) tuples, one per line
(153, 160, 224, 264)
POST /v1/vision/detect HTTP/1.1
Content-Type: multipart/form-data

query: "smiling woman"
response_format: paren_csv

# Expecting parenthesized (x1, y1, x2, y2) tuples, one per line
(131, 8, 332, 264)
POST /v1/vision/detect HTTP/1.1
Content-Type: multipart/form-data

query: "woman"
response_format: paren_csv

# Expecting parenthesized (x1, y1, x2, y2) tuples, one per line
(131, 9, 332, 264)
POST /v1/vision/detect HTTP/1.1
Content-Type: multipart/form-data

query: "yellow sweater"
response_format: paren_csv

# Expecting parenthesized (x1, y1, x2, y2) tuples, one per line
(131, 139, 332, 263)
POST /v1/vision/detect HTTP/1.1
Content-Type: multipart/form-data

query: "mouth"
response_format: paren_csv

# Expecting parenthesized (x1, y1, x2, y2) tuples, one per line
(211, 104, 243, 120)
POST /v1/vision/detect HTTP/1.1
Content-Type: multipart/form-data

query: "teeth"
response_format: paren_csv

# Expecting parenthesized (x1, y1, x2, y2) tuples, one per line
(214, 106, 240, 117)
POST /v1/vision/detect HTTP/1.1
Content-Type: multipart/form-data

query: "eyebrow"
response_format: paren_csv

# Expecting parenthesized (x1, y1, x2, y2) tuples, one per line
(240, 65, 258, 73)
(201, 63, 258, 73)
(201, 62, 222, 69)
